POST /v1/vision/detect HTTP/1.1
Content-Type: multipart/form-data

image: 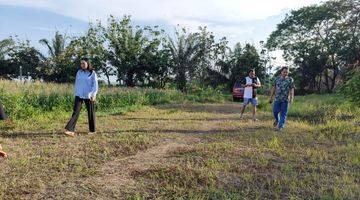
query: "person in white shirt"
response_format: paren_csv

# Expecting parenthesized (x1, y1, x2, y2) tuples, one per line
(64, 57, 99, 137)
(240, 69, 261, 121)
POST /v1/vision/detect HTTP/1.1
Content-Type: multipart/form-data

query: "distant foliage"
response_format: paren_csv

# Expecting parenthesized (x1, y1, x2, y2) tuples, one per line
(341, 72, 360, 104)
(0, 16, 265, 92)
(0, 80, 227, 120)
(267, 0, 360, 94)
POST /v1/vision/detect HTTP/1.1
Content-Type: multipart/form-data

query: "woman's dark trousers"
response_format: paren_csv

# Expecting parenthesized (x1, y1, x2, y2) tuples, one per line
(65, 96, 95, 132)
(0, 103, 7, 120)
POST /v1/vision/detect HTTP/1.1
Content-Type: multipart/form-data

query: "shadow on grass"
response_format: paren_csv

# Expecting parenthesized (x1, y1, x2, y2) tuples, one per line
(120, 129, 242, 135)
(121, 117, 243, 122)
(0, 130, 119, 139)
(155, 103, 243, 114)
(0, 131, 62, 138)
(0, 124, 268, 138)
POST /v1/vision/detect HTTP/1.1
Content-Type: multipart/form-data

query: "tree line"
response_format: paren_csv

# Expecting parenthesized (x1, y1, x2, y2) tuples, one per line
(267, 0, 360, 94)
(0, 0, 359, 96)
(0, 15, 265, 92)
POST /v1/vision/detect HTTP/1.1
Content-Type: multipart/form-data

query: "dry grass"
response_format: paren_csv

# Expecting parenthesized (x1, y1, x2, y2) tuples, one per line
(0, 101, 359, 199)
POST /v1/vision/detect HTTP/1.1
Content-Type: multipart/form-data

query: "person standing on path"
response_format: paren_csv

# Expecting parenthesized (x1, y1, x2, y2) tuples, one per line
(240, 69, 261, 121)
(64, 57, 99, 137)
(269, 67, 295, 131)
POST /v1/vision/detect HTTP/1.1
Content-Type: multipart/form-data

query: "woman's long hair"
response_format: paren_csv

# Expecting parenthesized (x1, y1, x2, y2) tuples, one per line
(81, 57, 94, 75)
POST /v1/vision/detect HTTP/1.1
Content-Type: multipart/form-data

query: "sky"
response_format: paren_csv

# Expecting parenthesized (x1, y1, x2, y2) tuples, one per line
(0, 0, 324, 66)
(0, 0, 322, 22)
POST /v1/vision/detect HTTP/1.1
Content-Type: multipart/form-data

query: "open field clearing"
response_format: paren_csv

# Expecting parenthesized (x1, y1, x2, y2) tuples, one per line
(1, 97, 359, 199)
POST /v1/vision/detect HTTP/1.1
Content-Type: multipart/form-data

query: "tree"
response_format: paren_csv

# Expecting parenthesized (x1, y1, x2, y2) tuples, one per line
(71, 22, 115, 85)
(222, 43, 264, 90)
(0, 38, 15, 78)
(0, 38, 14, 60)
(140, 45, 171, 89)
(6, 40, 42, 80)
(166, 27, 227, 92)
(333, 0, 360, 79)
(136, 26, 169, 88)
(195, 27, 229, 89)
(39, 31, 77, 83)
(104, 15, 163, 87)
(166, 28, 200, 92)
(267, 0, 360, 93)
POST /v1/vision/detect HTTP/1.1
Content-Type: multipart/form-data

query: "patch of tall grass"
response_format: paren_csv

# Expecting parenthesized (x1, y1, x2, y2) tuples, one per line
(255, 94, 360, 141)
(0, 80, 227, 120)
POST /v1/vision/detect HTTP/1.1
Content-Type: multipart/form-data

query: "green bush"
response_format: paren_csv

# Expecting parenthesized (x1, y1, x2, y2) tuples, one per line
(341, 72, 360, 104)
(186, 86, 226, 103)
(0, 81, 228, 120)
(316, 120, 360, 140)
(284, 94, 358, 124)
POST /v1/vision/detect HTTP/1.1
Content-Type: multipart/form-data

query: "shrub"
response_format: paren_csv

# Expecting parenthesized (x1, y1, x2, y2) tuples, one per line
(341, 72, 360, 105)
(0, 80, 227, 120)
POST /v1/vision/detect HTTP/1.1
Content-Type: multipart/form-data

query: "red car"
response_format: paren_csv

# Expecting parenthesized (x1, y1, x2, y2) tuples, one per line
(232, 81, 244, 101)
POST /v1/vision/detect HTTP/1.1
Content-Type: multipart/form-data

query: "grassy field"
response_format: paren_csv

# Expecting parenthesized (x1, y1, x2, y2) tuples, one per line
(0, 81, 359, 199)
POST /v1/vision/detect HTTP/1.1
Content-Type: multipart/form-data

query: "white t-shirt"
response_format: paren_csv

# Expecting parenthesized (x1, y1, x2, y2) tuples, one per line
(243, 76, 260, 99)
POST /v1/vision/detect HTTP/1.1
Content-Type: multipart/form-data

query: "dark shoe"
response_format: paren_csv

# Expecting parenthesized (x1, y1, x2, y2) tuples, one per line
(276, 126, 284, 132)
(273, 121, 278, 128)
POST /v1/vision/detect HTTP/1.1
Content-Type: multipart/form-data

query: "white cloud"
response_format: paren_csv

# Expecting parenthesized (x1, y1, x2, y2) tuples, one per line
(0, 0, 323, 39)
(0, 0, 324, 59)
(0, 0, 324, 23)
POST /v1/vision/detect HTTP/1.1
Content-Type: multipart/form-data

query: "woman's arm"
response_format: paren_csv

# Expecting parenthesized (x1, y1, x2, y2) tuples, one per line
(74, 70, 80, 94)
(90, 72, 99, 100)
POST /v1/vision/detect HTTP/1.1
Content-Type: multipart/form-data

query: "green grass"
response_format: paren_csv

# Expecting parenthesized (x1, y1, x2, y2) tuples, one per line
(0, 81, 359, 199)
(0, 80, 227, 121)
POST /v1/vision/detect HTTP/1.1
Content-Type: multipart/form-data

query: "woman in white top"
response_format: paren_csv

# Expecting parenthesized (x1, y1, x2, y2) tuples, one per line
(65, 57, 99, 136)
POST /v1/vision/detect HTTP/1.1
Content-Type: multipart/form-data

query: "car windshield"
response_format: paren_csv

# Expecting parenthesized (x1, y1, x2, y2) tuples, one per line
(234, 81, 242, 88)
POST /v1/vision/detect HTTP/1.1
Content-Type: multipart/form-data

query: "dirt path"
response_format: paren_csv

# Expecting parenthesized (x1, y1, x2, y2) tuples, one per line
(2, 102, 358, 199)
(80, 103, 261, 197)
(84, 134, 201, 196)
(80, 105, 246, 197)
(1, 102, 279, 199)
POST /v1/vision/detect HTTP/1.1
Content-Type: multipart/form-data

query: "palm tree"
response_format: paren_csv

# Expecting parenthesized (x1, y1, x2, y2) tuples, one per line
(0, 38, 14, 60)
(39, 31, 74, 82)
(106, 16, 157, 87)
(0, 38, 15, 79)
(167, 29, 203, 92)
(39, 31, 67, 58)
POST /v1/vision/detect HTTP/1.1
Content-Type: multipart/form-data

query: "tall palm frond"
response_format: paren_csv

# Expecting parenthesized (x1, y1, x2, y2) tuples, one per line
(39, 31, 66, 58)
